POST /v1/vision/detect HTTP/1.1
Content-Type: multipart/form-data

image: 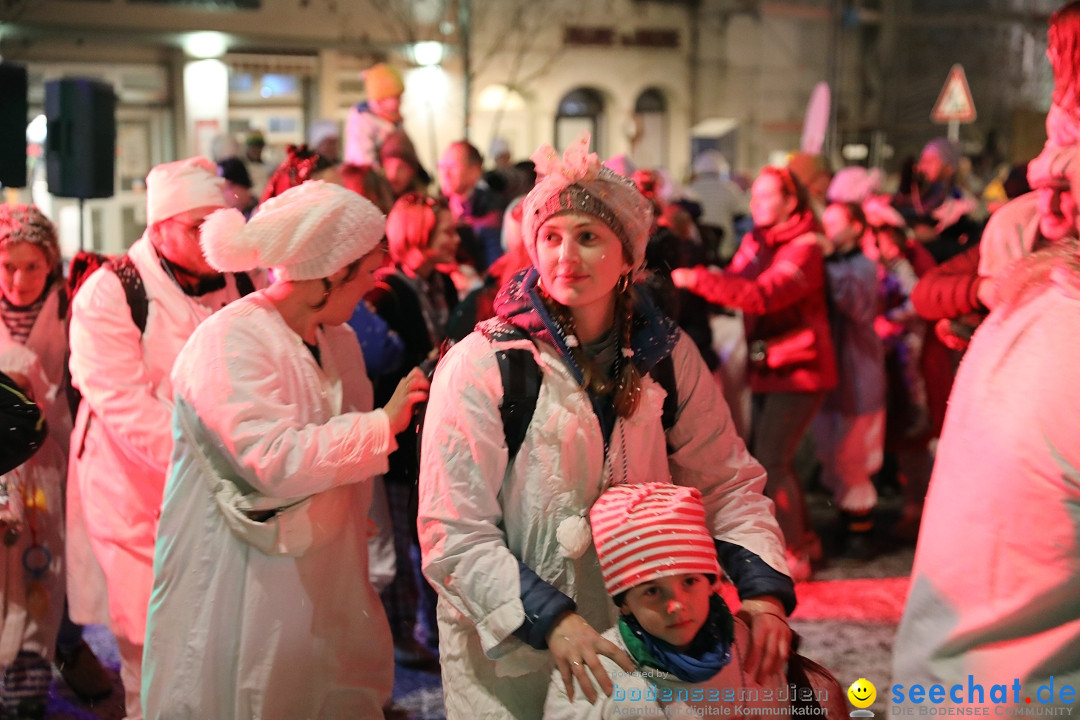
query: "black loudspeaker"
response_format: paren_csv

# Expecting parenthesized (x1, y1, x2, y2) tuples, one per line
(0, 63, 28, 189)
(45, 78, 117, 199)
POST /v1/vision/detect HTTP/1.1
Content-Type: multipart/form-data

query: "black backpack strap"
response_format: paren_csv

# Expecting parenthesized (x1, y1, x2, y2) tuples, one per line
(482, 321, 542, 464)
(234, 271, 256, 297)
(495, 347, 541, 463)
(106, 255, 149, 335)
(649, 353, 678, 431)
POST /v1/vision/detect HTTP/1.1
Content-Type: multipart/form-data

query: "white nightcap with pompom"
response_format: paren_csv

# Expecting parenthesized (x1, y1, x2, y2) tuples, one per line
(199, 181, 386, 281)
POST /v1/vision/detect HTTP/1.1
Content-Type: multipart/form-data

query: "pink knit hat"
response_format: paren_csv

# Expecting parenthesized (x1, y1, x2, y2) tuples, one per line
(523, 133, 653, 279)
(862, 195, 906, 229)
(590, 483, 721, 598)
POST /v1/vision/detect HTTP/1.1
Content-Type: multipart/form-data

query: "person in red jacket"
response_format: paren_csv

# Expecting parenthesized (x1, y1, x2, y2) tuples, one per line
(672, 166, 837, 581)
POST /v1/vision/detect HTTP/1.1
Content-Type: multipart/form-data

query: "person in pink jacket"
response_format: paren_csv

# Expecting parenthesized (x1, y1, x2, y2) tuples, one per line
(66, 157, 264, 720)
(672, 166, 837, 580)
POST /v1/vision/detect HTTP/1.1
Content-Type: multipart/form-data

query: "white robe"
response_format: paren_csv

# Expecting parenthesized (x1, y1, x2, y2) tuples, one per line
(67, 236, 259, 641)
(142, 293, 396, 720)
(0, 284, 69, 665)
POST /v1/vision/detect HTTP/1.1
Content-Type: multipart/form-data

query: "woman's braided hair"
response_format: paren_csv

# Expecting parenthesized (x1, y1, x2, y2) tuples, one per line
(541, 275, 642, 419)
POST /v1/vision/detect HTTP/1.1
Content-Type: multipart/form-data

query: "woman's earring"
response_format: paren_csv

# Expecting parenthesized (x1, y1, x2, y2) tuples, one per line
(616, 274, 631, 294)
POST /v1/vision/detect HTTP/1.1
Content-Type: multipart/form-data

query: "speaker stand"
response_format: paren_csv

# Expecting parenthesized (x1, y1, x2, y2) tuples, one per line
(78, 197, 86, 252)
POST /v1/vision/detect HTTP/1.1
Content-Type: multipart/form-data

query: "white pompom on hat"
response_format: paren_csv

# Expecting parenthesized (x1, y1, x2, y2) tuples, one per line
(827, 166, 885, 205)
(200, 181, 386, 281)
(146, 157, 228, 226)
(590, 483, 721, 598)
(523, 133, 653, 279)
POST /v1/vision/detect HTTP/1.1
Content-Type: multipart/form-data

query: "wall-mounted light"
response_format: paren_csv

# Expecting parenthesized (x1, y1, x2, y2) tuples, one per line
(26, 114, 47, 145)
(183, 32, 228, 59)
(413, 41, 444, 67)
(842, 144, 869, 161)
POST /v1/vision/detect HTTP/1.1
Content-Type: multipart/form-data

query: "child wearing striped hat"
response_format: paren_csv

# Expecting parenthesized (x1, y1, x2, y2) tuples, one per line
(545, 482, 792, 719)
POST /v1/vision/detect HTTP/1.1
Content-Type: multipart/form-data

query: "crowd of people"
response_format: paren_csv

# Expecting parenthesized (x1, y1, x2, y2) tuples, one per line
(2, 4, 1080, 718)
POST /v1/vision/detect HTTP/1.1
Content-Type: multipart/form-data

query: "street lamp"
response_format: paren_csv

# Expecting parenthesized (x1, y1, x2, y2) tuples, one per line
(413, 41, 444, 67)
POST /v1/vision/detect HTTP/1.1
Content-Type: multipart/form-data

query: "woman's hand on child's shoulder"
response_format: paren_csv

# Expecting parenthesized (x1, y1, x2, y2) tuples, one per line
(547, 611, 636, 704)
(737, 596, 792, 686)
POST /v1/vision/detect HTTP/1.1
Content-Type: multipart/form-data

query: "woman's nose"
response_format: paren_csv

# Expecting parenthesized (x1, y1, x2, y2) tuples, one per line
(558, 240, 579, 263)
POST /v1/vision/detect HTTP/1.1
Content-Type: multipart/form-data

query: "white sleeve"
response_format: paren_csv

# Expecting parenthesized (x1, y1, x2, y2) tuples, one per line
(344, 106, 378, 166)
(417, 333, 528, 656)
(69, 268, 173, 473)
(173, 316, 394, 499)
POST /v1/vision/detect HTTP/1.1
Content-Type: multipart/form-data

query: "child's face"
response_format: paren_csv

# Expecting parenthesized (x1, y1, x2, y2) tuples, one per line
(621, 573, 714, 651)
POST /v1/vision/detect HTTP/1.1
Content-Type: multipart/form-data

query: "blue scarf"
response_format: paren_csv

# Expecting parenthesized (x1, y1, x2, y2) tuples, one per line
(618, 594, 734, 684)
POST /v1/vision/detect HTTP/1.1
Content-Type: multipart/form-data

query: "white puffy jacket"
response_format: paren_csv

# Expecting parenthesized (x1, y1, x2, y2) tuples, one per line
(419, 322, 789, 720)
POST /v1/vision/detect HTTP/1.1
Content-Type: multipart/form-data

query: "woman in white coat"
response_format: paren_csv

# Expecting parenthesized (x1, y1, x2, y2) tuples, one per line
(0, 204, 70, 717)
(141, 181, 430, 720)
(418, 135, 796, 720)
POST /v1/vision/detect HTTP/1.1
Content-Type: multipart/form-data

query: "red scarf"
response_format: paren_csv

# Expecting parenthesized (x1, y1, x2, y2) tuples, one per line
(752, 207, 820, 248)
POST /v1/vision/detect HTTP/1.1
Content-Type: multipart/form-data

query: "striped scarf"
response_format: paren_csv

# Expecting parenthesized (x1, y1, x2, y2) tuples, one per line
(0, 295, 46, 345)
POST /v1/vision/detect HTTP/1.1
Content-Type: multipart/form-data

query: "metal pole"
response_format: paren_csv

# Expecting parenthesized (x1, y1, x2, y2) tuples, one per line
(459, 0, 472, 139)
(78, 197, 85, 252)
(948, 120, 959, 143)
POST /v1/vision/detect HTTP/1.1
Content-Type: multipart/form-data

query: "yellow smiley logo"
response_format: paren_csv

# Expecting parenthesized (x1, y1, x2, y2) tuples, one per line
(848, 678, 877, 708)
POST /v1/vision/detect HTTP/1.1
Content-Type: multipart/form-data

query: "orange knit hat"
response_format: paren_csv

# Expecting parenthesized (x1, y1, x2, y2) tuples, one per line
(364, 63, 404, 101)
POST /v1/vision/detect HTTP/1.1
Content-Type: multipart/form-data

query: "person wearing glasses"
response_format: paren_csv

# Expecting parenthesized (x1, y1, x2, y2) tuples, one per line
(67, 157, 264, 720)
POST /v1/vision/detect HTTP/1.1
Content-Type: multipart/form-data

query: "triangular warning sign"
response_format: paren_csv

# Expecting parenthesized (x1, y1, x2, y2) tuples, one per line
(931, 64, 977, 124)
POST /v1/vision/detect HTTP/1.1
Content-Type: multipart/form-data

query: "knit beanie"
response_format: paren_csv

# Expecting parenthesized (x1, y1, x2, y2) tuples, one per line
(603, 154, 637, 179)
(827, 166, 884, 204)
(523, 133, 653, 278)
(787, 151, 829, 190)
(364, 63, 404, 101)
(146, 157, 228, 226)
(590, 483, 721, 598)
(0, 204, 60, 272)
(217, 157, 252, 189)
(200, 181, 385, 281)
(692, 150, 729, 177)
(862, 195, 906, 229)
(922, 137, 961, 171)
(379, 130, 420, 167)
(307, 119, 340, 149)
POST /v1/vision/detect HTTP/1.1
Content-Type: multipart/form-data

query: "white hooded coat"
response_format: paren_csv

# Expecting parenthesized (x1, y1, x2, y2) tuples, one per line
(66, 235, 260, 643)
(418, 326, 788, 720)
(141, 293, 395, 719)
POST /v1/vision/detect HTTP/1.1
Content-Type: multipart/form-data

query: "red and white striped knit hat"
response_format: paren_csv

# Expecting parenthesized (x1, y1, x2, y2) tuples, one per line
(590, 483, 721, 598)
